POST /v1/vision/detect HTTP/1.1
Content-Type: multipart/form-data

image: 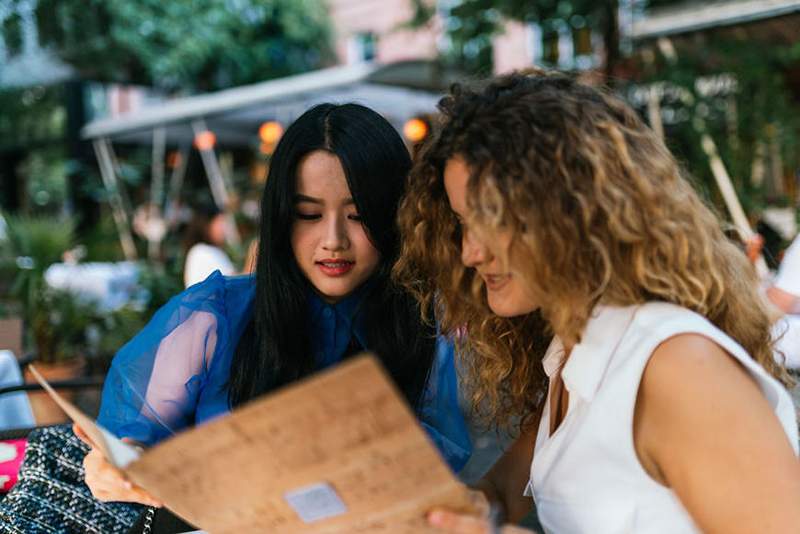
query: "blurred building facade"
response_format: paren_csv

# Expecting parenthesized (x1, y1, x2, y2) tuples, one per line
(324, 0, 637, 75)
(327, 0, 440, 64)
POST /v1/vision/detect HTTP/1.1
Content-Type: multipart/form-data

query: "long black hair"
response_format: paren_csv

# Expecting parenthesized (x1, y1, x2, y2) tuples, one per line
(228, 103, 437, 409)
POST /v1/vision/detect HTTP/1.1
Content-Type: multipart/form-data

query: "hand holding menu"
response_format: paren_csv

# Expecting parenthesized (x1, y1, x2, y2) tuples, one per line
(30, 355, 478, 533)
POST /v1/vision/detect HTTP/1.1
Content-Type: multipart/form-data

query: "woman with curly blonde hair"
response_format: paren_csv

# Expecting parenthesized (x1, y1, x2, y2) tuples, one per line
(394, 71, 800, 534)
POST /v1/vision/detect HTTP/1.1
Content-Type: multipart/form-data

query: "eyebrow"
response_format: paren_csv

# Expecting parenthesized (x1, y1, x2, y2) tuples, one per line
(294, 194, 355, 206)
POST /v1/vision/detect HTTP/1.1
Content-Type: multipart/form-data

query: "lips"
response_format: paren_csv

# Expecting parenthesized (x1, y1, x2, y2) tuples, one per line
(316, 259, 355, 277)
(483, 273, 511, 291)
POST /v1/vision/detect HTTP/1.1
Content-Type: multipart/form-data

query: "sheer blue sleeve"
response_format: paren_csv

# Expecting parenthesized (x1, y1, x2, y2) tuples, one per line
(418, 336, 472, 473)
(97, 271, 232, 446)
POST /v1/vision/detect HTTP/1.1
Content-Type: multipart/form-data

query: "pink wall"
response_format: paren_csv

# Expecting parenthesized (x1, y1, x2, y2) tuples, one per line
(326, 0, 439, 64)
(493, 20, 532, 74)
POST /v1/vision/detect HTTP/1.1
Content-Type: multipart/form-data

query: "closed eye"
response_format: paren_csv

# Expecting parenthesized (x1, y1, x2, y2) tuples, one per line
(295, 213, 321, 221)
(347, 214, 363, 221)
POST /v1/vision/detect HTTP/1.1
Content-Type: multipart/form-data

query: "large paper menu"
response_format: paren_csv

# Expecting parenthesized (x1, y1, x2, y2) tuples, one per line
(30, 355, 477, 533)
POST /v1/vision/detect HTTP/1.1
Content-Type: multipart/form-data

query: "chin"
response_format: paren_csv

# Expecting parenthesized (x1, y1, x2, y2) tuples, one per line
(488, 300, 520, 317)
(316, 284, 350, 302)
(487, 295, 537, 318)
(490, 306, 524, 318)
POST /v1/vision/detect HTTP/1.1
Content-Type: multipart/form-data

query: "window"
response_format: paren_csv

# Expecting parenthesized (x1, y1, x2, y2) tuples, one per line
(347, 32, 376, 64)
(528, 21, 597, 70)
(541, 28, 560, 66)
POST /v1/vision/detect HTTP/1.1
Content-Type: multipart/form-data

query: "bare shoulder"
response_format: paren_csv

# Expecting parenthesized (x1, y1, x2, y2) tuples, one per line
(634, 333, 800, 532)
(642, 333, 762, 401)
(634, 332, 783, 477)
(636, 332, 793, 471)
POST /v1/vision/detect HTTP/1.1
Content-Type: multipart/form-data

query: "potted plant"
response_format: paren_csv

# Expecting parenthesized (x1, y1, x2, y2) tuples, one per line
(0, 213, 89, 424)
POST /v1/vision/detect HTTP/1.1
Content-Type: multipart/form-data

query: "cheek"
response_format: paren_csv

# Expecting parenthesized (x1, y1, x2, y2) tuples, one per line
(487, 230, 514, 266)
(351, 228, 380, 269)
(290, 224, 314, 260)
(510, 279, 538, 312)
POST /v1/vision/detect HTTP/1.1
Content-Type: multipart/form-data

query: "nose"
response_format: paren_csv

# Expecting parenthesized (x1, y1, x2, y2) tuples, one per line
(321, 214, 349, 252)
(461, 227, 489, 267)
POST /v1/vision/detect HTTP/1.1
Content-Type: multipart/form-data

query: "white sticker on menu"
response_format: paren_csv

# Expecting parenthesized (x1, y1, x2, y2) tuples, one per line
(284, 482, 348, 523)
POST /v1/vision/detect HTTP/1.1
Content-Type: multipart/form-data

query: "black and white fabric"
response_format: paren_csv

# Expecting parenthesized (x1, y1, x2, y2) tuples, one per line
(0, 425, 143, 534)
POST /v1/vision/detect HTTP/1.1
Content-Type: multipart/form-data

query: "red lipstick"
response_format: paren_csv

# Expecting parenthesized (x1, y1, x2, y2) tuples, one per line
(316, 259, 354, 277)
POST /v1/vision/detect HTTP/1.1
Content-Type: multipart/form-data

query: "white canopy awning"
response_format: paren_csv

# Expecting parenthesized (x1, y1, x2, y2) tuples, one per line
(631, 0, 800, 40)
(81, 60, 461, 146)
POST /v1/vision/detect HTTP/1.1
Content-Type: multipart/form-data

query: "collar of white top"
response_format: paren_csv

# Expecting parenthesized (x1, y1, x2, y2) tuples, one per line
(541, 305, 639, 402)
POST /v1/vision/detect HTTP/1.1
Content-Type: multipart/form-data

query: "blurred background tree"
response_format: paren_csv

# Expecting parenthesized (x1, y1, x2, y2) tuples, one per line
(630, 37, 800, 217)
(31, 0, 333, 92)
(407, 0, 800, 248)
(0, 0, 336, 370)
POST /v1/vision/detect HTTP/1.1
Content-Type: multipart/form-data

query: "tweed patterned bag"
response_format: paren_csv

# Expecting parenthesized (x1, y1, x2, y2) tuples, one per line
(0, 425, 143, 534)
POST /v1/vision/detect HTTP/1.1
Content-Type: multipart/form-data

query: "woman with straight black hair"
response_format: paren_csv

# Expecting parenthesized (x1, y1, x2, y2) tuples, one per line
(228, 102, 439, 407)
(76, 103, 472, 533)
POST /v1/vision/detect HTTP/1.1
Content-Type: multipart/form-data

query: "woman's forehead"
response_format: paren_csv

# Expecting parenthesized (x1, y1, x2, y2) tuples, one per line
(295, 151, 350, 199)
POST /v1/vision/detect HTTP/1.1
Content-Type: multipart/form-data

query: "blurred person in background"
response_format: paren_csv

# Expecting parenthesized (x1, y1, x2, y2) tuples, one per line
(768, 234, 800, 369)
(181, 203, 235, 287)
(768, 234, 800, 315)
(724, 229, 800, 370)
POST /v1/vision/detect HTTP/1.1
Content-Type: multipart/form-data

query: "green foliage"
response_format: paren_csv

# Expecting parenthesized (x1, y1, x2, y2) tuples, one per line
(633, 37, 800, 215)
(29, 287, 99, 363)
(0, 85, 66, 149)
(18, 147, 70, 211)
(92, 304, 148, 361)
(0, 212, 84, 362)
(32, 0, 334, 92)
(0, 212, 75, 319)
(442, 1, 501, 76)
(0, 210, 187, 364)
(405, 1, 799, 218)
(89, 263, 181, 362)
(136, 262, 183, 317)
(409, 0, 610, 74)
(81, 210, 125, 262)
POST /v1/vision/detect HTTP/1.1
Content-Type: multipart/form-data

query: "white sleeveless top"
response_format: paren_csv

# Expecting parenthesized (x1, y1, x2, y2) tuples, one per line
(524, 302, 799, 534)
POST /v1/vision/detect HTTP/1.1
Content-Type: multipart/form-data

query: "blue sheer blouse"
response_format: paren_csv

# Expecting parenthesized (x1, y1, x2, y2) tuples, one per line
(98, 271, 472, 472)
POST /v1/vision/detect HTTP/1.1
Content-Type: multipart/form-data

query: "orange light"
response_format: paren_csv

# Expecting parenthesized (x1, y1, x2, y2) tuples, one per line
(403, 118, 428, 142)
(166, 151, 182, 169)
(259, 121, 284, 144)
(194, 130, 217, 151)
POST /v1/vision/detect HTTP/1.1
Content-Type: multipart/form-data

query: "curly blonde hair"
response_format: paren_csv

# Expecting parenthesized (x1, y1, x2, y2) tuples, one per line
(394, 71, 792, 431)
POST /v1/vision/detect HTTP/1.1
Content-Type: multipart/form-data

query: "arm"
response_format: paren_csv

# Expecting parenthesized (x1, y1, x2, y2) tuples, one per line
(74, 424, 161, 506)
(98, 305, 221, 445)
(85, 310, 219, 504)
(88, 275, 228, 503)
(766, 286, 800, 315)
(635, 334, 800, 534)
(428, 419, 540, 533)
(472, 423, 538, 523)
